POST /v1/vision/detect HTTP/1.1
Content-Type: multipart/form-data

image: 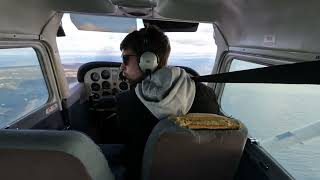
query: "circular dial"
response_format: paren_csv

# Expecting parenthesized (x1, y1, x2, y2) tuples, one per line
(101, 70, 111, 79)
(119, 81, 129, 91)
(91, 83, 101, 91)
(102, 81, 111, 90)
(90, 72, 100, 81)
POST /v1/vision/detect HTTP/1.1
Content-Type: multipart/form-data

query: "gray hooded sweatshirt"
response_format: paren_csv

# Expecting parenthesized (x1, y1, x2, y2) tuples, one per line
(135, 66, 196, 120)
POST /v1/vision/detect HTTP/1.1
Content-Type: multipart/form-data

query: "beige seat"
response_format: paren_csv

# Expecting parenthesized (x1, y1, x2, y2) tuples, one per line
(0, 129, 114, 180)
(142, 113, 248, 180)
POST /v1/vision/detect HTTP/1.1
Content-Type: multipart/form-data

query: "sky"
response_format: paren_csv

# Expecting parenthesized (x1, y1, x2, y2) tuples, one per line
(56, 14, 217, 59)
(0, 14, 217, 74)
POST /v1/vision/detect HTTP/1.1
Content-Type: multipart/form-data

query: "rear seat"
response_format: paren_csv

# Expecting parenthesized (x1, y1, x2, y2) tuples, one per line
(142, 113, 248, 180)
(0, 130, 114, 180)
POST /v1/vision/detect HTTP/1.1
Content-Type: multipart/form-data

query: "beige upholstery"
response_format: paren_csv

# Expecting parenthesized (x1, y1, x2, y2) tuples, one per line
(0, 130, 114, 180)
(142, 114, 248, 180)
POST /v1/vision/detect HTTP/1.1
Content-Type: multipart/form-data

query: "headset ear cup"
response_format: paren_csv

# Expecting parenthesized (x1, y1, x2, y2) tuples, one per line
(139, 52, 158, 73)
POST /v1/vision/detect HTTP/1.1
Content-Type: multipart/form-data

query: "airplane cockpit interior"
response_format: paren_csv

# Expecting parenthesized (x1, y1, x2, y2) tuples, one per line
(0, 1, 320, 180)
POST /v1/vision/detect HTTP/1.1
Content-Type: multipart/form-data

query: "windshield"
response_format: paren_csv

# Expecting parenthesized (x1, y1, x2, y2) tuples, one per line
(57, 14, 216, 87)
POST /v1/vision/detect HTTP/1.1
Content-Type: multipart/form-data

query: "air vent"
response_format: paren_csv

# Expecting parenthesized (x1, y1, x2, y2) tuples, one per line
(112, 0, 157, 8)
(112, 0, 156, 17)
(118, 6, 152, 17)
(128, 11, 149, 17)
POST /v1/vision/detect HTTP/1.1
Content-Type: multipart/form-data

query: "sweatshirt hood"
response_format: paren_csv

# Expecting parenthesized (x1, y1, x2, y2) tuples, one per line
(135, 66, 196, 120)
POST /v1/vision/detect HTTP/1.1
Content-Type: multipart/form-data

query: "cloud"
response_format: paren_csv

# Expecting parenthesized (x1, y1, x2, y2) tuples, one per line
(166, 24, 217, 58)
(58, 14, 127, 56)
(57, 14, 217, 60)
(0, 47, 37, 56)
(197, 23, 215, 33)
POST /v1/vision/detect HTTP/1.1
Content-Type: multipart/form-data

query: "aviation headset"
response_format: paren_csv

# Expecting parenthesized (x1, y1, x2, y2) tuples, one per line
(138, 26, 159, 74)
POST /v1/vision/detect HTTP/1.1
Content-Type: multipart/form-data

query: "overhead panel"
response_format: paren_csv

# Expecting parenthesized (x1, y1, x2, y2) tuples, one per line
(53, 0, 116, 13)
(0, 0, 116, 37)
(155, 0, 320, 54)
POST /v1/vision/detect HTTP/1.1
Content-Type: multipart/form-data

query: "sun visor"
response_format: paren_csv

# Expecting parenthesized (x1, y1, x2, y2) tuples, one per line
(70, 14, 137, 33)
(143, 19, 198, 32)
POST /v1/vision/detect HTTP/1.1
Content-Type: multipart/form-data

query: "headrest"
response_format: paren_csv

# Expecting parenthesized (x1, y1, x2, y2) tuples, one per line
(0, 130, 115, 180)
(174, 113, 240, 130)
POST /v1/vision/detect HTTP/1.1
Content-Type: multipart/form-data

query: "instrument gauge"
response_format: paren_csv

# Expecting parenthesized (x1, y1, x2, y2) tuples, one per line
(119, 81, 129, 91)
(90, 72, 100, 81)
(101, 70, 111, 79)
(91, 83, 101, 91)
(102, 81, 111, 90)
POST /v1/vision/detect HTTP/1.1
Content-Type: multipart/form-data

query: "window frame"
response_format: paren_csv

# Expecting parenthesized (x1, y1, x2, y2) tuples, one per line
(0, 41, 59, 128)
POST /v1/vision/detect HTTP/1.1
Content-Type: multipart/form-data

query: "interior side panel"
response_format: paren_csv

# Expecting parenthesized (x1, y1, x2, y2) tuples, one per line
(6, 102, 65, 130)
(235, 141, 294, 180)
(31, 111, 65, 130)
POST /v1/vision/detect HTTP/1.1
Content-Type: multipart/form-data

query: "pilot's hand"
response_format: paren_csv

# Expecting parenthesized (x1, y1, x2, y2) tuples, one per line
(119, 71, 126, 81)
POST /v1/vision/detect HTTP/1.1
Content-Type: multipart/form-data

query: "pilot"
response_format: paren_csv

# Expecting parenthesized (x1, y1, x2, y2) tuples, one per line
(102, 25, 220, 180)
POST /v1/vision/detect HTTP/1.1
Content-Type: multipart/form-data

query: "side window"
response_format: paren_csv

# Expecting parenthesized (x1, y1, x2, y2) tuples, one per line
(221, 59, 320, 180)
(0, 48, 49, 128)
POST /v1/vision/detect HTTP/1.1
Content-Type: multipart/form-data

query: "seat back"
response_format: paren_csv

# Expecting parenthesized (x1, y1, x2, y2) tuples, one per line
(142, 113, 248, 180)
(0, 130, 114, 180)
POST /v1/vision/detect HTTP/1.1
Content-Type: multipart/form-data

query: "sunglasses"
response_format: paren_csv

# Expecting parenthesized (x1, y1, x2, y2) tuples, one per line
(122, 54, 137, 65)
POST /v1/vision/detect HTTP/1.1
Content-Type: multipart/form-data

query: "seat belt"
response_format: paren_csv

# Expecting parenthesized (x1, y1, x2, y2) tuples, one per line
(192, 60, 320, 84)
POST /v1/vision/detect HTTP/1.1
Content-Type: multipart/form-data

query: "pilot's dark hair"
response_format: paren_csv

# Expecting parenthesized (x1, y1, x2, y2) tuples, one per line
(120, 25, 171, 68)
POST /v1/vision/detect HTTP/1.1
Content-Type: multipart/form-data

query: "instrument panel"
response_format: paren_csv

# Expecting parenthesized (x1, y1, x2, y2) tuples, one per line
(84, 67, 130, 100)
